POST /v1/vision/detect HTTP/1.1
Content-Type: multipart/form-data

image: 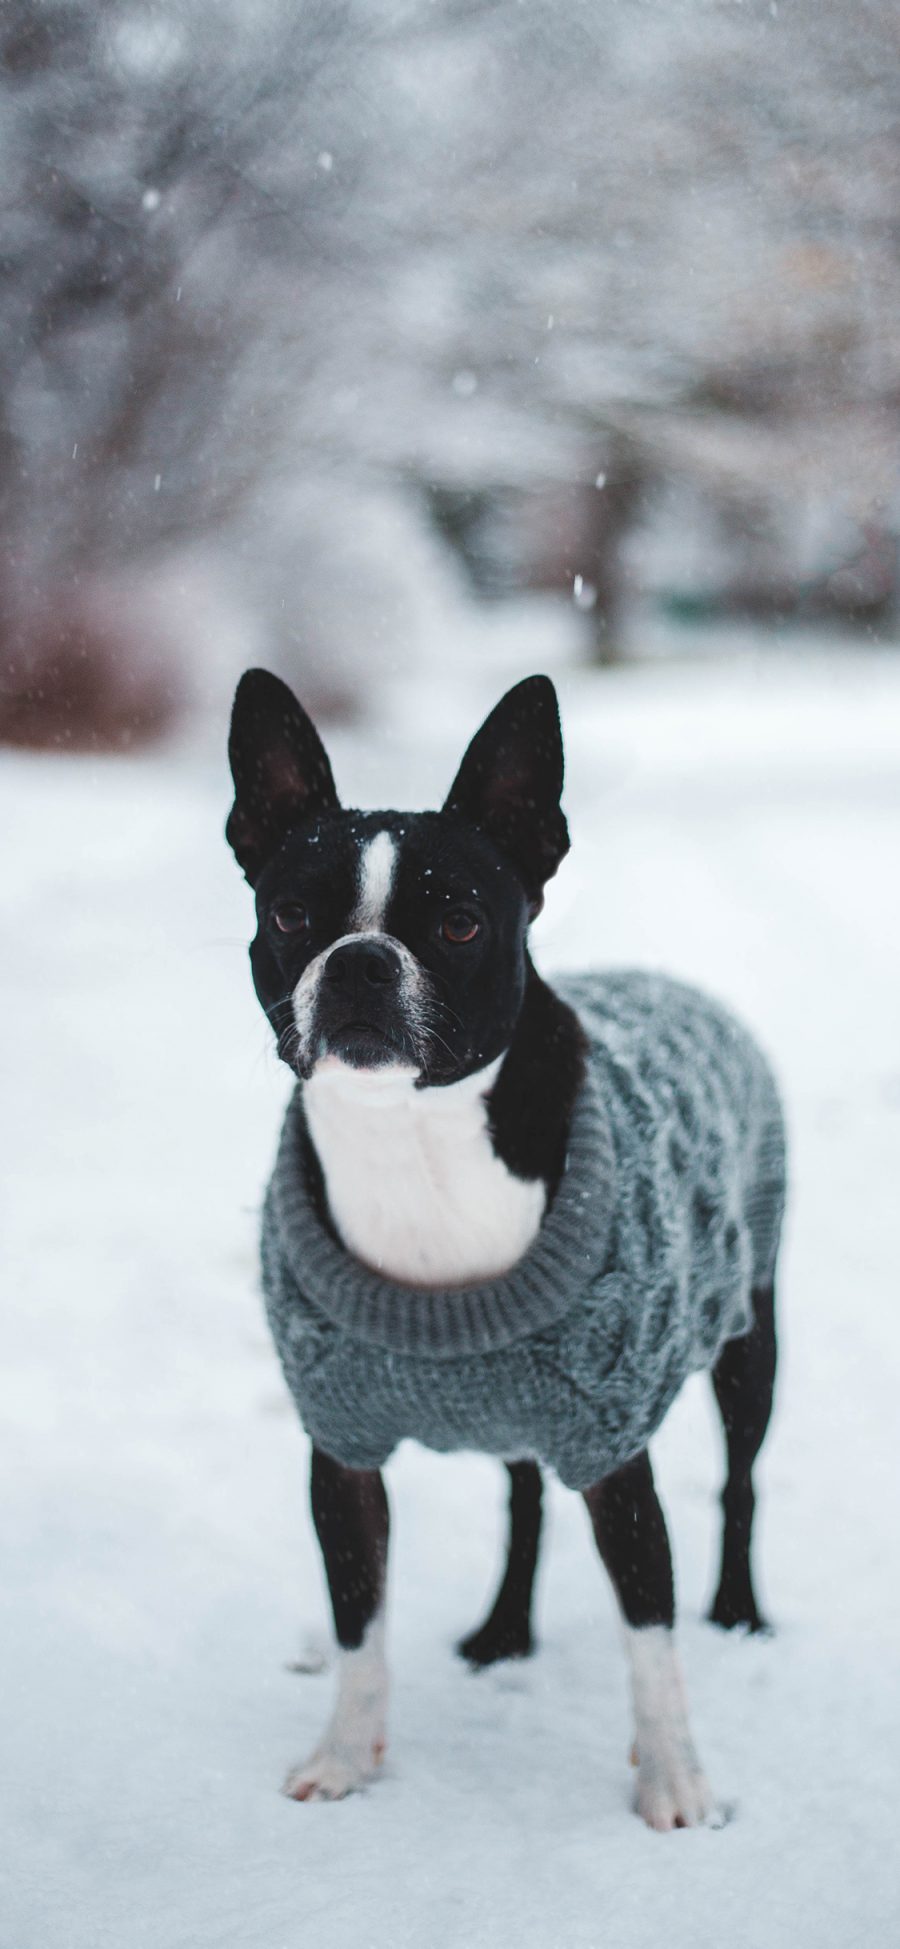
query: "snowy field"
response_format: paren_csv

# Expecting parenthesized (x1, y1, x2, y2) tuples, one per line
(3, 640, 900, 1948)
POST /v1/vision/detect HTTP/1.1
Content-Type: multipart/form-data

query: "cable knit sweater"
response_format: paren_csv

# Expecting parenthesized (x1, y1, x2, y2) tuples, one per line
(260, 971, 786, 1490)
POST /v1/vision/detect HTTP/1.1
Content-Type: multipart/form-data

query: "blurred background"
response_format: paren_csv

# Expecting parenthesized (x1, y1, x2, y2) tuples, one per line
(2, 0, 899, 745)
(4, 8, 900, 1944)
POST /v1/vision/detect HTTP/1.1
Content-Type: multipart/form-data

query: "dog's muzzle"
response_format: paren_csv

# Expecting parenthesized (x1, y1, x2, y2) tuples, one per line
(296, 933, 426, 1072)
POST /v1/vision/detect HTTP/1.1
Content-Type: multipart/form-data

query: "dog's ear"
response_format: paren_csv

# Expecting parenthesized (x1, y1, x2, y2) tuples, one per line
(226, 669, 340, 883)
(442, 675, 569, 903)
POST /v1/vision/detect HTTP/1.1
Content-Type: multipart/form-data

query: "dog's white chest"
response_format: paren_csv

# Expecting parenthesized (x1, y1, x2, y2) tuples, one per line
(302, 1060, 546, 1287)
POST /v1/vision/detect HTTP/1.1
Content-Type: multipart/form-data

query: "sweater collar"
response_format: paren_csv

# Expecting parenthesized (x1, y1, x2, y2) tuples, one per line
(269, 1049, 617, 1358)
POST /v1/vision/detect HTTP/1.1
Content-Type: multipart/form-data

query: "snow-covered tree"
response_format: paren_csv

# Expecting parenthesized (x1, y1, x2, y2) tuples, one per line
(3, 0, 898, 740)
(0, 0, 383, 740)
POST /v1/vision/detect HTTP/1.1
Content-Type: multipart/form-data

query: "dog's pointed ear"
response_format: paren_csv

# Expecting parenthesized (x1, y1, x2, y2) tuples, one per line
(442, 676, 569, 903)
(226, 669, 340, 883)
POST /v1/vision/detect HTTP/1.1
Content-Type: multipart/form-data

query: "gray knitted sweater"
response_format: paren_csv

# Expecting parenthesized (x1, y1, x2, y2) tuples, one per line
(260, 972, 785, 1490)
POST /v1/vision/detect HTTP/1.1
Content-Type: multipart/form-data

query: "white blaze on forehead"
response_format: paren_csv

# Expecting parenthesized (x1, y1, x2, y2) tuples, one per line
(354, 830, 397, 932)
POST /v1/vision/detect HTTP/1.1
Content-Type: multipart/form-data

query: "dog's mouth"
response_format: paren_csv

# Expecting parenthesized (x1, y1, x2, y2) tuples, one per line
(320, 1019, 411, 1070)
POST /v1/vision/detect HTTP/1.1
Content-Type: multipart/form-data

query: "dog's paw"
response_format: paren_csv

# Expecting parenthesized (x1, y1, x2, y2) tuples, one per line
(625, 1625, 723, 1832)
(457, 1618, 535, 1668)
(633, 1742, 719, 1832)
(282, 1735, 386, 1803)
(707, 1592, 772, 1635)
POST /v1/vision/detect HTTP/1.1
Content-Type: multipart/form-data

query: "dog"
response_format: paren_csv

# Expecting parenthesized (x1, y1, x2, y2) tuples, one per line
(225, 669, 784, 1829)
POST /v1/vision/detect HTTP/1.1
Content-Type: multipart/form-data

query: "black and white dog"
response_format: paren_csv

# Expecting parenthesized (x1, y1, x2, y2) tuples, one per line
(226, 670, 777, 1829)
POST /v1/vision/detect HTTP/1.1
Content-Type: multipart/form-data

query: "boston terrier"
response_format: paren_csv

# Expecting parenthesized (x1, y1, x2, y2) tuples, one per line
(225, 669, 781, 1829)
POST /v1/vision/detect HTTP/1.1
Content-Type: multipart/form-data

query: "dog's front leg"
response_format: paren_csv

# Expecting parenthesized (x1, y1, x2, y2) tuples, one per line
(283, 1447, 389, 1802)
(583, 1452, 716, 1831)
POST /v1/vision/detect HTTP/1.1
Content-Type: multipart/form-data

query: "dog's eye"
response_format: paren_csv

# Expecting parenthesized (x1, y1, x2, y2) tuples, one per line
(441, 910, 480, 945)
(272, 903, 309, 936)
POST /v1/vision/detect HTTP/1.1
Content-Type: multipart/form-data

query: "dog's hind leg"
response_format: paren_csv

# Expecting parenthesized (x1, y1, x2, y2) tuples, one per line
(457, 1460, 543, 1666)
(584, 1451, 716, 1829)
(283, 1447, 389, 1801)
(708, 1279, 777, 1633)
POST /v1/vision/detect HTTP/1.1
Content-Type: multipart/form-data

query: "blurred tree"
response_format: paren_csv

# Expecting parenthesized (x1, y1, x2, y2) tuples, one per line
(0, 0, 377, 743)
(353, 0, 900, 646)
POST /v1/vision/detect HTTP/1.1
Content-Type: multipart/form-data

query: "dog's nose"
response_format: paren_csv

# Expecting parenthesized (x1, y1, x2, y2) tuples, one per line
(324, 940, 401, 989)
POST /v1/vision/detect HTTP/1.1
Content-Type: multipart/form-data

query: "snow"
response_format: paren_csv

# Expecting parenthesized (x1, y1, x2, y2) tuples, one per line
(3, 644, 900, 1947)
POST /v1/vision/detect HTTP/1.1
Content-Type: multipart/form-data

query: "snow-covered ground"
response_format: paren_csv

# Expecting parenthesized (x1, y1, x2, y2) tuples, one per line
(3, 642, 900, 1948)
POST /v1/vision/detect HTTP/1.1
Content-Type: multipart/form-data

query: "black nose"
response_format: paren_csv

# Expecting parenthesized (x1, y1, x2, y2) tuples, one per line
(324, 940, 401, 989)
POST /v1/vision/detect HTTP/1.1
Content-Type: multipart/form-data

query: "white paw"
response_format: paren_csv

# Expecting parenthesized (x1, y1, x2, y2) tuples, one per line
(633, 1740, 717, 1831)
(282, 1733, 386, 1802)
(624, 1626, 721, 1832)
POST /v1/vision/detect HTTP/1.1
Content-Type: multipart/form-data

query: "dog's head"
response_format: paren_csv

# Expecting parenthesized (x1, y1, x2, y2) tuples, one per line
(226, 671, 569, 1086)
